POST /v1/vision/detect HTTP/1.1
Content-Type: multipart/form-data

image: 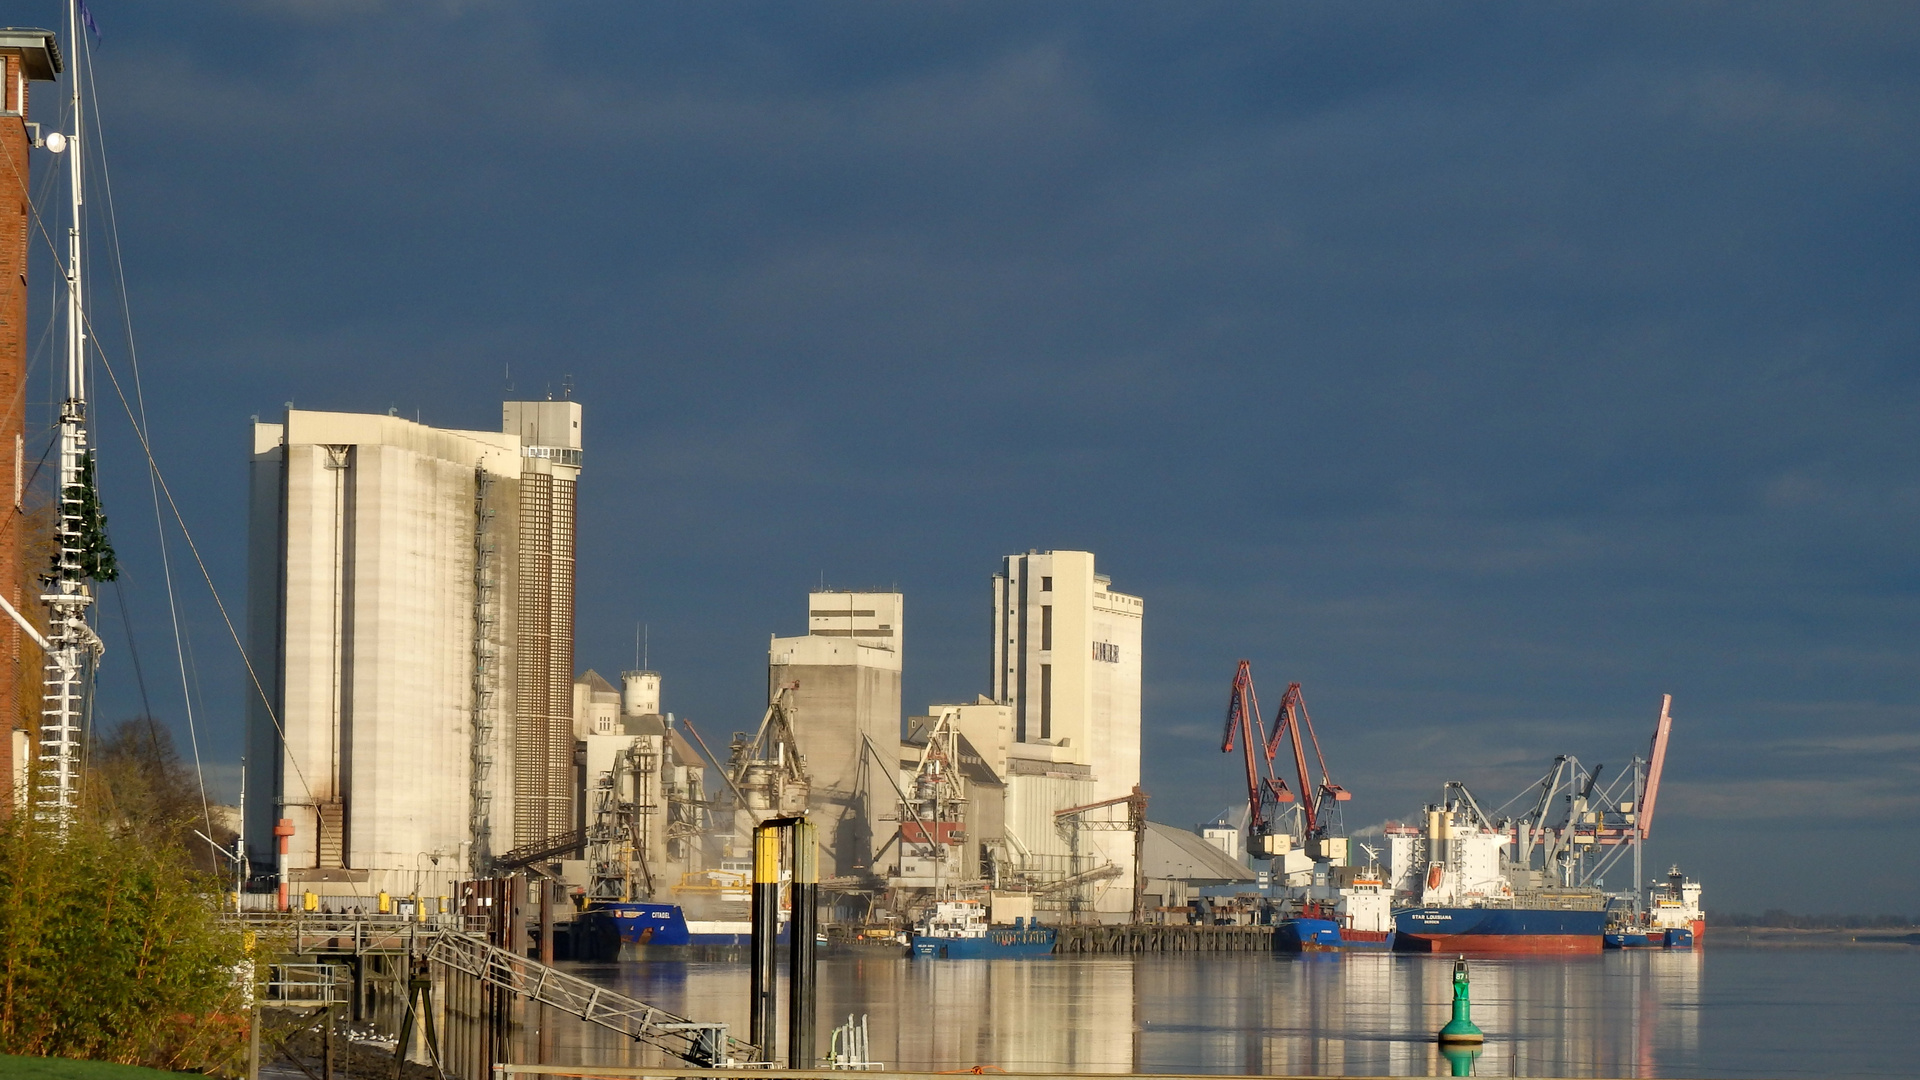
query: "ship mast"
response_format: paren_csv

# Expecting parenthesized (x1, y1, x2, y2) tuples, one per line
(38, 0, 102, 824)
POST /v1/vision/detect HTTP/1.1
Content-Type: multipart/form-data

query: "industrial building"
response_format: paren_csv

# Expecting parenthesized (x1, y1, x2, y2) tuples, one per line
(988, 551, 1144, 919)
(243, 402, 582, 901)
(766, 591, 903, 883)
(0, 30, 58, 809)
(1139, 823, 1257, 917)
(574, 669, 708, 904)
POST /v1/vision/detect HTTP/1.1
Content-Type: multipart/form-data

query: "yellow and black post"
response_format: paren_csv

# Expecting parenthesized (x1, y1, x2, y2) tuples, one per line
(749, 821, 783, 1058)
(787, 819, 818, 1068)
(748, 816, 820, 1065)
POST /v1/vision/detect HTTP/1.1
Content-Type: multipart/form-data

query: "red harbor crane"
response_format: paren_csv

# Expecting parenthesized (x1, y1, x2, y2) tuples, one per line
(1221, 662, 1353, 858)
(1221, 660, 1293, 858)
(1267, 682, 1351, 840)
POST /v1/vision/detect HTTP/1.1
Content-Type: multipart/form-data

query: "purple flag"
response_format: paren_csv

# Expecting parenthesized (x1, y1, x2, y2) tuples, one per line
(77, 0, 101, 45)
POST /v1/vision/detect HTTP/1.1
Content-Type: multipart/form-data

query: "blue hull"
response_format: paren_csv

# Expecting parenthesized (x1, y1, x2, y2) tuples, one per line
(1394, 906, 1606, 953)
(588, 902, 786, 947)
(1274, 918, 1395, 952)
(1605, 927, 1694, 949)
(591, 901, 691, 946)
(911, 927, 1056, 958)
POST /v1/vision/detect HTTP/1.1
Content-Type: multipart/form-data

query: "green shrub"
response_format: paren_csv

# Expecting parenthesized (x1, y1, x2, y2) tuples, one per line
(0, 807, 250, 1073)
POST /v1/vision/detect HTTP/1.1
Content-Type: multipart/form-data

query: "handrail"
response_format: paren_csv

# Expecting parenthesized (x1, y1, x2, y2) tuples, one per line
(236, 910, 751, 1066)
(425, 931, 751, 1066)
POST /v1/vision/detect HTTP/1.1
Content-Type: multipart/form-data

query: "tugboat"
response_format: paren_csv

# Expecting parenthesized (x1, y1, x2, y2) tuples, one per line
(1605, 866, 1704, 948)
(909, 900, 1055, 959)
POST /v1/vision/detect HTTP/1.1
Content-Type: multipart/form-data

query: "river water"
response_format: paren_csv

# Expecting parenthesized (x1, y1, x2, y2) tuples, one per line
(533, 946, 1918, 1078)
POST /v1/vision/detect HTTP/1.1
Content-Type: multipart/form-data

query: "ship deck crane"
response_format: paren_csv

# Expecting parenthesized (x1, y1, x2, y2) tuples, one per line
(1489, 695, 1677, 904)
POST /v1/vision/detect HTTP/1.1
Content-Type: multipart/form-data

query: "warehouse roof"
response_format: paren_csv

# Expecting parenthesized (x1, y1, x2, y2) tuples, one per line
(1142, 822, 1257, 885)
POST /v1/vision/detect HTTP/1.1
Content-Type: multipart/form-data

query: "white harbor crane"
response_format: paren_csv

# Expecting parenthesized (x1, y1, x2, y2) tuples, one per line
(1480, 695, 1677, 910)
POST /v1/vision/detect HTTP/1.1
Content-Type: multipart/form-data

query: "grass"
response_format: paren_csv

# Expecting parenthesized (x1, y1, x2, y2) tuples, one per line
(0, 1056, 194, 1078)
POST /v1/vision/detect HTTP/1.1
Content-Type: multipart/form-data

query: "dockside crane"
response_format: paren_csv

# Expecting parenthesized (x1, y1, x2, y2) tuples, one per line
(1222, 662, 1357, 866)
(1266, 682, 1351, 843)
(1221, 661, 1293, 859)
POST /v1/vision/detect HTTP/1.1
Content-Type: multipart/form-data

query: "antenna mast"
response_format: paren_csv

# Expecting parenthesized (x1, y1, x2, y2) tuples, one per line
(38, 0, 104, 824)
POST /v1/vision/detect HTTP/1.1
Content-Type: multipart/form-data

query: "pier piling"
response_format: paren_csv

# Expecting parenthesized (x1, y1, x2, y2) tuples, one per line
(788, 820, 819, 1069)
(750, 823, 782, 1058)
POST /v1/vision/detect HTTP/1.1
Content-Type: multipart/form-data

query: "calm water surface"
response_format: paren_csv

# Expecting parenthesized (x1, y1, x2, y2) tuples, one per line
(531, 947, 1918, 1078)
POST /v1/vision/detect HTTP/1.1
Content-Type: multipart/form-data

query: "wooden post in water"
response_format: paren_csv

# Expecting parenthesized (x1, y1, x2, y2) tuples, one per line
(247, 1002, 260, 1080)
(539, 877, 554, 964)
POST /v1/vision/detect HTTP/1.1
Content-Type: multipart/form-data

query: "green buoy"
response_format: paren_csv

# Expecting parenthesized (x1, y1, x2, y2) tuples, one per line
(1437, 955, 1485, 1045)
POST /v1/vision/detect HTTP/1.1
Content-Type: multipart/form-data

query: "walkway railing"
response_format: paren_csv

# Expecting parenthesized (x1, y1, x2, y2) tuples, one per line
(228, 910, 487, 955)
(233, 909, 752, 1067)
(426, 930, 749, 1066)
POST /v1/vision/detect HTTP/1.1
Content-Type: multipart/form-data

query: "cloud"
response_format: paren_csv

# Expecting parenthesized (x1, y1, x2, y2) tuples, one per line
(1664, 777, 1920, 822)
(62, 1, 1920, 913)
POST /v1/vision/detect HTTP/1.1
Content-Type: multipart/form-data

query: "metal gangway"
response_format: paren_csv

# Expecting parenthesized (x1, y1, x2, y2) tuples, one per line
(233, 910, 754, 1067)
(425, 929, 747, 1066)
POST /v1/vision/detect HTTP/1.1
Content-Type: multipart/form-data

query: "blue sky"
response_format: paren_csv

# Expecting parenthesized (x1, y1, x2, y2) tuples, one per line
(39, 2, 1920, 912)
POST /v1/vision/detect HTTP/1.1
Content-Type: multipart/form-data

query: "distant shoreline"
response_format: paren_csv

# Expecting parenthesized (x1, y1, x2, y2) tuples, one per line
(1710, 926, 1920, 947)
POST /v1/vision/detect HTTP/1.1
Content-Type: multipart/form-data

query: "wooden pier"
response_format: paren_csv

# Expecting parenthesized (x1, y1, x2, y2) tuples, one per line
(1051, 923, 1273, 953)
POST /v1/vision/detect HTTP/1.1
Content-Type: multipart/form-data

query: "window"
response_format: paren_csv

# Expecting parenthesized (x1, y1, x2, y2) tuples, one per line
(1092, 641, 1120, 663)
(1040, 664, 1052, 740)
(1041, 576, 1052, 591)
(1041, 605, 1052, 650)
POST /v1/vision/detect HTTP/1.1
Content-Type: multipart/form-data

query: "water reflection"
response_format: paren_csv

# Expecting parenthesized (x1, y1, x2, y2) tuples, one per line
(526, 949, 1709, 1077)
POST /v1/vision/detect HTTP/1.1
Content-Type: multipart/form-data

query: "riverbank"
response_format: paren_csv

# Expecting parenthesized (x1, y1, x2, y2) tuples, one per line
(1711, 926, 1920, 947)
(0, 1056, 194, 1079)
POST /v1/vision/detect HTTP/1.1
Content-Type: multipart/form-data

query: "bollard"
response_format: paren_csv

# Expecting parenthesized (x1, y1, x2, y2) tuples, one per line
(1438, 955, 1485, 1044)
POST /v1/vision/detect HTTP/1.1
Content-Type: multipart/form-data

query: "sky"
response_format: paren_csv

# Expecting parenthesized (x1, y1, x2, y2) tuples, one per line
(28, 1, 1919, 913)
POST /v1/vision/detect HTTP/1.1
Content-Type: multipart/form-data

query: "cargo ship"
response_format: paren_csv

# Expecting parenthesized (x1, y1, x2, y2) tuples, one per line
(588, 899, 790, 947)
(1387, 801, 1608, 953)
(1605, 866, 1703, 949)
(1272, 846, 1396, 952)
(910, 901, 1055, 959)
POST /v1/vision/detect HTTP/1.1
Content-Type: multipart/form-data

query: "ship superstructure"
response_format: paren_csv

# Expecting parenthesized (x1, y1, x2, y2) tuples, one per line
(1607, 865, 1704, 948)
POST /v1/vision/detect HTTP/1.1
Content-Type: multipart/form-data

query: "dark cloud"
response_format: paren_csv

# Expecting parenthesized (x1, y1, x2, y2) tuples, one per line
(53, 1, 1920, 910)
